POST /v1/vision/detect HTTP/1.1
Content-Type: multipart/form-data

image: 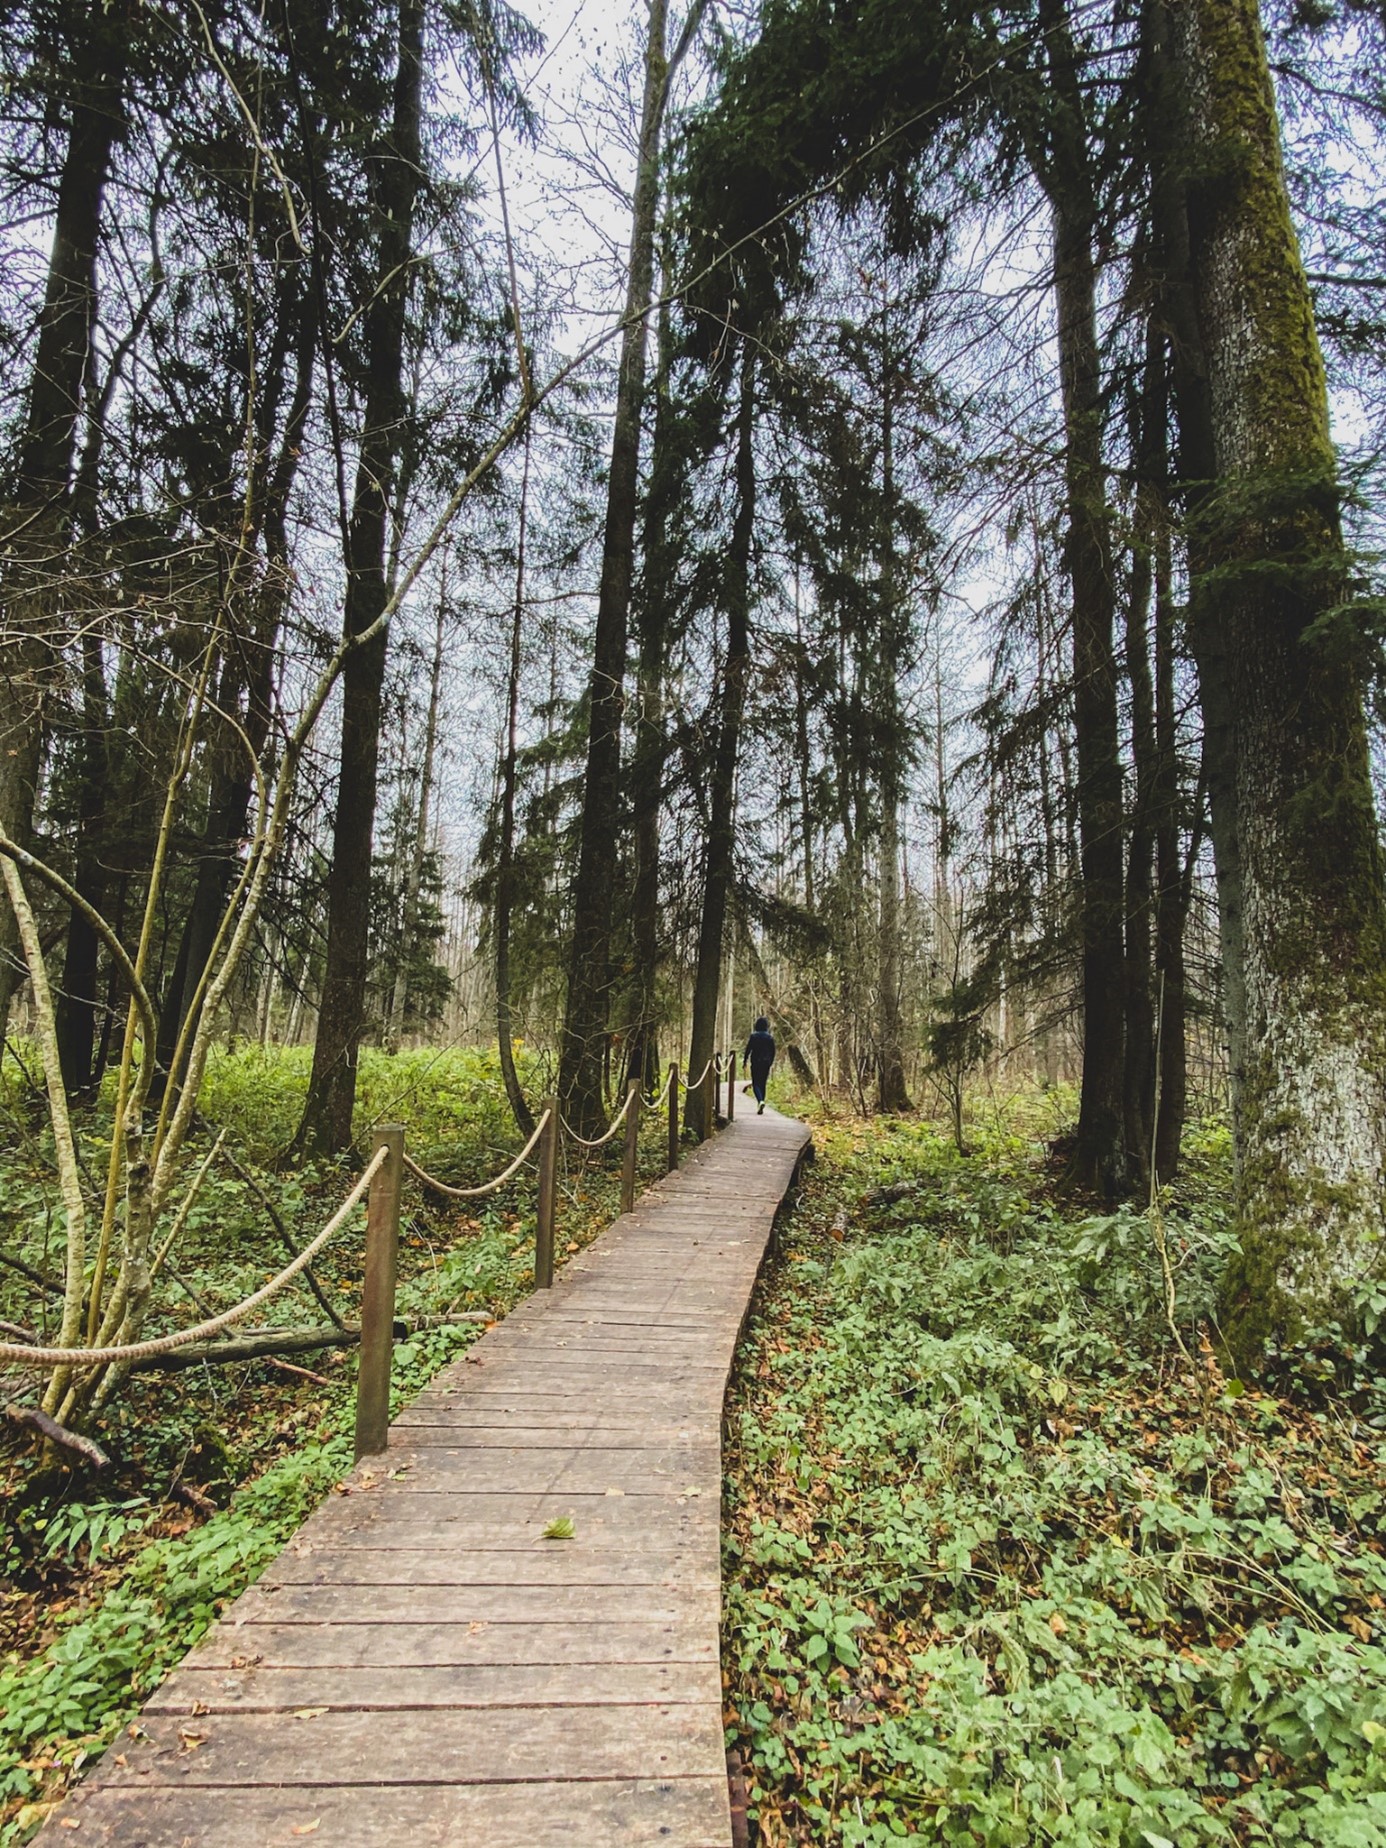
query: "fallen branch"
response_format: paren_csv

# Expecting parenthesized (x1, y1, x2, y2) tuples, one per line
(129, 1323, 361, 1370)
(167, 1477, 217, 1516)
(860, 1181, 920, 1208)
(128, 1311, 494, 1372)
(5, 1402, 112, 1470)
(0, 1319, 37, 1343)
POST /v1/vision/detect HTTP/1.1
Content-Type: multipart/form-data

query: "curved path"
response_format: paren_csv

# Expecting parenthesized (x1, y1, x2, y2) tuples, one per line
(46, 1105, 811, 1847)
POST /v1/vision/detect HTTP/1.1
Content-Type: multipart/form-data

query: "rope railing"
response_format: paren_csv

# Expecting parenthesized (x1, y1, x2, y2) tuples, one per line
(3, 1041, 744, 1464)
(402, 1108, 551, 1198)
(561, 1084, 636, 1149)
(0, 1145, 388, 1370)
(679, 1058, 716, 1094)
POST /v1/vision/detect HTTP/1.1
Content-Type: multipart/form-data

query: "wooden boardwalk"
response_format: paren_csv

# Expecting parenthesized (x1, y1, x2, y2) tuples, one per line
(46, 1106, 811, 1848)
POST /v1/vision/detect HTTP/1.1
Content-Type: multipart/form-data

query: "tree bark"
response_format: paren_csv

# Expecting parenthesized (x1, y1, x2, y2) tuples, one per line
(686, 341, 756, 1138)
(1121, 327, 1165, 1186)
(496, 431, 535, 1135)
(1144, 0, 1246, 1136)
(558, 0, 709, 1135)
(292, 0, 424, 1158)
(0, 29, 126, 1038)
(875, 295, 910, 1114)
(157, 286, 314, 1093)
(625, 290, 679, 1092)
(389, 570, 445, 1050)
(1170, 0, 1386, 1353)
(1035, 0, 1127, 1197)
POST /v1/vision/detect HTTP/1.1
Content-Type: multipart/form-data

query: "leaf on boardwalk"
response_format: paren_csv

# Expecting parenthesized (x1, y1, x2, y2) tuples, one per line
(291, 1708, 329, 1720)
(542, 1515, 575, 1540)
(291, 1823, 322, 1836)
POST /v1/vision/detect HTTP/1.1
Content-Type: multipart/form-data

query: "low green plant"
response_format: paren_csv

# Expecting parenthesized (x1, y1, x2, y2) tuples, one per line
(723, 1109, 1386, 1844)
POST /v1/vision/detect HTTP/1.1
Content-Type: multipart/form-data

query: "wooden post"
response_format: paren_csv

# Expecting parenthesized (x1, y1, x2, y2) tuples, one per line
(727, 1050, 736, 1122)
(535, 1101, 557, 1288)
(704, 1055, 716, 1140)
(355, 1124, 404, 1462)
(667, 1062, 679, 1173)
(620, 1078, 641, 1214)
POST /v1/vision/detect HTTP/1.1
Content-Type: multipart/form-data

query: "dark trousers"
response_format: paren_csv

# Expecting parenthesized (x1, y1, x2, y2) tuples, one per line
(750, 1067, 771, 1103)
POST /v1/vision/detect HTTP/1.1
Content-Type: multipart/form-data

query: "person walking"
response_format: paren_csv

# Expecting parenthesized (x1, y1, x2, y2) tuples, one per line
(744, 1016, 776, 1115)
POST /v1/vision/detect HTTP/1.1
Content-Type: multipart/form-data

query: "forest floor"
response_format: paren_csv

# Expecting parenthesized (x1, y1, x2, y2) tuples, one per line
(0, 1044, 658, 1843)
(723, 1095, 1386, 1846)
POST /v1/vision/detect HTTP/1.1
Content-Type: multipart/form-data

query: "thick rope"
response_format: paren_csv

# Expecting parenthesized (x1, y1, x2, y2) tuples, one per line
(0, 1146, 388, 1369)
(679, 1058, 715, 1094)
(561, 1086, 635, 1150)
(403, 1108, 551, 1199)
(643, 1066, 674, 1109)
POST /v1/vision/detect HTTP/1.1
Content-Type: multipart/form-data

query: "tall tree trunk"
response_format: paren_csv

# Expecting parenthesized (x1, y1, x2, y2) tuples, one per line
(1167, 0, 1386, 1354)
(1122, 327, 1166, 1186)
(292, 0, 424, 1158)
(558, 0, 708, 1135)
(1035, 0, 1127, 1197)
(496, 433, 535, 1135)
(1143, 0, 1246, 1137)
(626, 291, 678, 1091)
(0, 31, 125, 1036)
(390, 571, 445, 1049)
(1151, 504, 1187, 1184)
(56, 623, 109, 1092)
(876, 299, 910, 1113)
(686, 342, 756, 1138)
(155, 288, 314, 1094)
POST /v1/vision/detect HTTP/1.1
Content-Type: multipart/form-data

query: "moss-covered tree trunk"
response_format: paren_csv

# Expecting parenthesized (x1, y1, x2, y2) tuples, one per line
(1171, 0, 1386, 1352)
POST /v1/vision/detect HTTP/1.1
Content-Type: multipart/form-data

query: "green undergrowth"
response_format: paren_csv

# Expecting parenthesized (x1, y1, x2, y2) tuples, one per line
(723, 1109, 1386, 1845)
(0, 1042, 666, 1840)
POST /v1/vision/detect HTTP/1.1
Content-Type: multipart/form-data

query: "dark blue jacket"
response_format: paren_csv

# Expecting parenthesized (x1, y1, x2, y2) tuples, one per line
(744, 1028, 776, 1077)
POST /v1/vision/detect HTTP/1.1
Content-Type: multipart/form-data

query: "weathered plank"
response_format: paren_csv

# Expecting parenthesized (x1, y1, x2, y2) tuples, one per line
(56, 1778, 734, 1847)
(37, 1106, 810, 1847)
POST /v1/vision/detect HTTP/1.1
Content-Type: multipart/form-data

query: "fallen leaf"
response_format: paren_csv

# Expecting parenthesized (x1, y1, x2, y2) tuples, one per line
(1049, 1612, 1068, 1636)
(542, 1515, 575, 1540)
(292, 1708, 329, 1720)
(604, 1487, 625, 1497)
(290, 1823, 322, 1837)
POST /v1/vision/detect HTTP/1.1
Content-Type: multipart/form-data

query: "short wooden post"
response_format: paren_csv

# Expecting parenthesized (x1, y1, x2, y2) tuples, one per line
(704, 1055, 716, 1139)
(620, 1078, 641, 1214)
(535, 1101, 557, 1288)
(355, 1124, 404, 1462)
(667, 1062, 679, 1173)
(727, 1051, 737, 1122)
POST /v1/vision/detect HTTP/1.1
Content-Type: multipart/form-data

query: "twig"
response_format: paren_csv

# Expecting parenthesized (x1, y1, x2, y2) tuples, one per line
(0, 1251, 61, 1296)
(261, 1356, 332, 1385)
(220, 1145, 347, 1330)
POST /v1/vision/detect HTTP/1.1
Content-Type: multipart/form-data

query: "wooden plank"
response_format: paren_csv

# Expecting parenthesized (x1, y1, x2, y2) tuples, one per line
(83, 1706, 726, 1785)
(184, 1618, 715, 1669)
(37, 1109, 810, 1847)
(147, 1658, 722, 1713)
(262, 1546, 716, 1587)
(57, 1778, 733, 1847)
(223, 1580, 695, 1626)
